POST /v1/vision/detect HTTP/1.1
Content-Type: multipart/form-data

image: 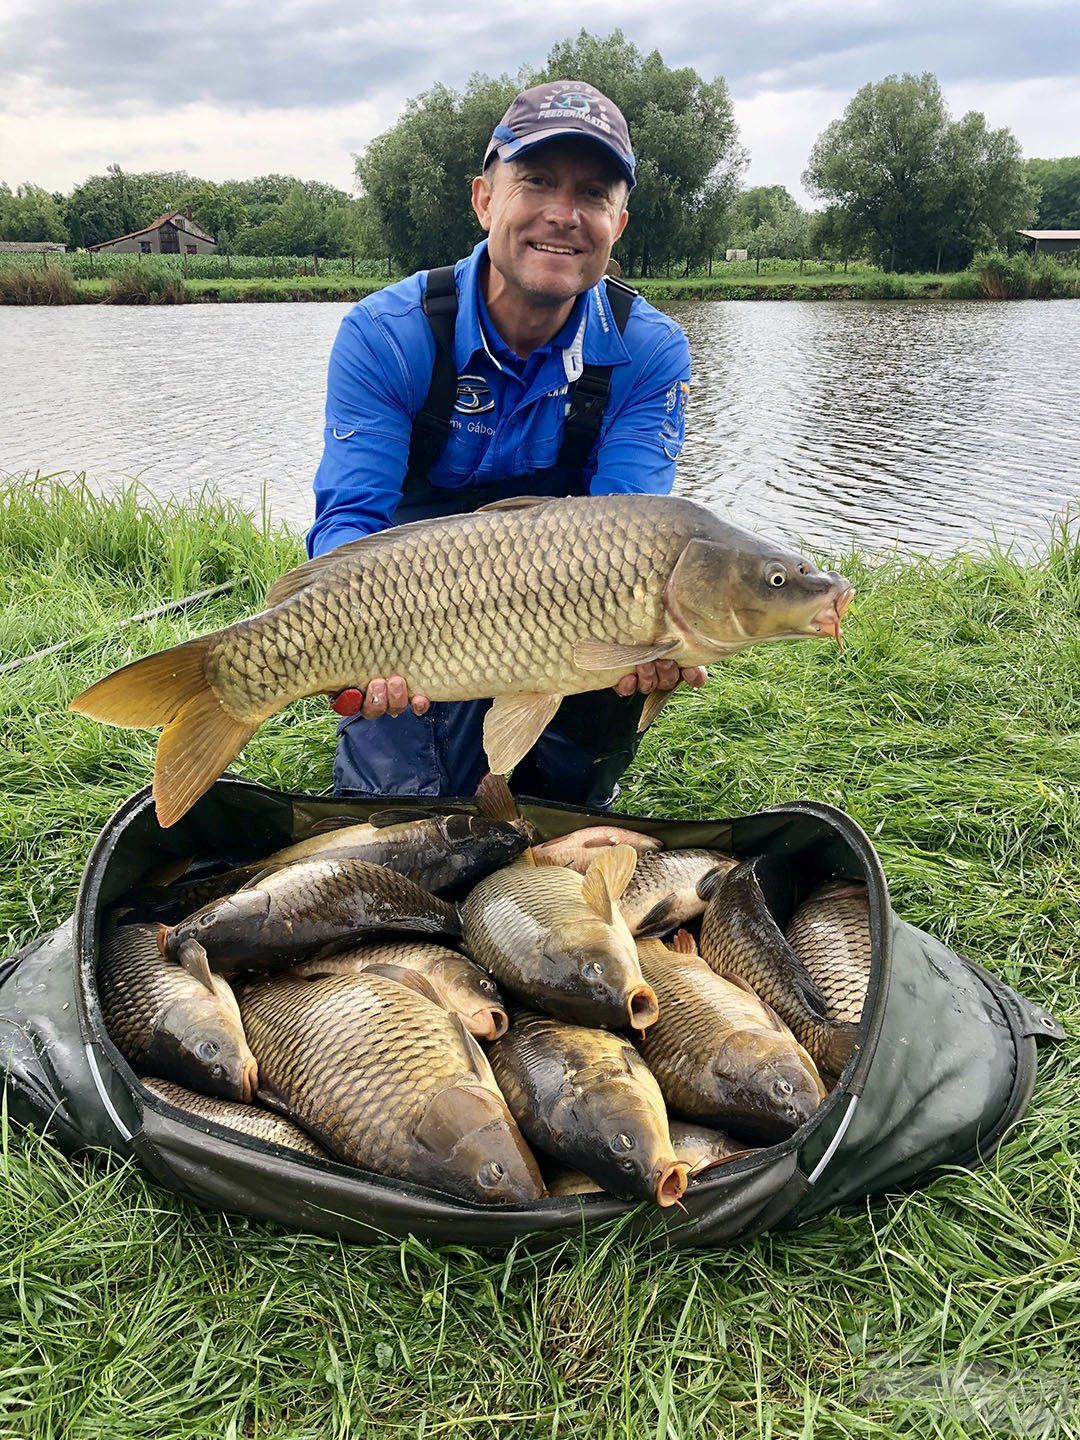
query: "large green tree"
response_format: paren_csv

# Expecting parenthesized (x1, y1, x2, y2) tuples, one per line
(355, 29, 745, 275)
(803, 74, 1035, 271)
(0, 183, 68, 242)
(1024, 156, 1080, 229)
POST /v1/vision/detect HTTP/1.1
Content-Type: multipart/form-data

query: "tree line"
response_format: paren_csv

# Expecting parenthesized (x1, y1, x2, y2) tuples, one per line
(2, 32, 1078, 274)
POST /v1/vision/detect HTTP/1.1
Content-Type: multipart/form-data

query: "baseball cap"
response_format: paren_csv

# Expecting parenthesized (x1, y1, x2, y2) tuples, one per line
(484, 81, 636, 190)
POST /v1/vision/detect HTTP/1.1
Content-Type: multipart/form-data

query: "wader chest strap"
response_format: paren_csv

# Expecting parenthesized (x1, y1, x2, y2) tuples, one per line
(406, 270, 635, 487)
(406, 264, 459, 483)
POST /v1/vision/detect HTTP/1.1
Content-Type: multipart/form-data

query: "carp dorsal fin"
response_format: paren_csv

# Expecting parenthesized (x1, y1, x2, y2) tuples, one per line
(367, 808, 434, 827)
(671, 929, 698, 956)
(482, 693, 562, 777)
(474, 772, 519, 824)
(264, 516, 453, 608)
(474, 496, 554, 513)
(572, 636, 680, 672)
(581, 844, 637, 922)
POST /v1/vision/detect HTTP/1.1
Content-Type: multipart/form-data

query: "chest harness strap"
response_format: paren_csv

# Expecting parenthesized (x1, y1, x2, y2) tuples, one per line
(406, 266, 636, 485)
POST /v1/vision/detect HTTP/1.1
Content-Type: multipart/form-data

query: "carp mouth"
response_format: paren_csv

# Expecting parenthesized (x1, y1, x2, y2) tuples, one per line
(655, 1161, 690, 1207)
(627, 985, 659, 1032)
(807, 585, 855, 650)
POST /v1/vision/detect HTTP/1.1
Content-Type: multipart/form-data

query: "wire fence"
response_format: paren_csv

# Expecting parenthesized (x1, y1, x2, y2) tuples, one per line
(0, 251, 393, 280)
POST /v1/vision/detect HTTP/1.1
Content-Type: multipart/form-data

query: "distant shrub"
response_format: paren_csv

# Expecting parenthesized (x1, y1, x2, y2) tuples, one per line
(974, 250, 1079, 299)
(0, 265, 77, 304)
(105, 269, 187, 304)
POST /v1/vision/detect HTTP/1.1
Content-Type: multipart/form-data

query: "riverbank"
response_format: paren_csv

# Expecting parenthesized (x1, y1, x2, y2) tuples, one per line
(1, 476, 1075, 1437)
(3, 253, 1078, 303)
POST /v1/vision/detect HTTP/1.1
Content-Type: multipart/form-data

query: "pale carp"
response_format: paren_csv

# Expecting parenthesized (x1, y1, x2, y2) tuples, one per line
(699, 857, 859, 1080)
(488, 1009, 688, 1207)
(668, 1120, 756, 1177)
(291, 939, 509, 1040)
(784, 881, 872, 1025)
(635, 934, 825, 1142)
(141, 1077, 329, 1158)
(159, 857, 460, 982)
(532, 826, 662, 872)
(461, 844, 658, 1029)
(618, 848, 739, 936)
(237, 971, 545, 1204)
(98, 918, 257, 1102)
(69, 495, 854, 828)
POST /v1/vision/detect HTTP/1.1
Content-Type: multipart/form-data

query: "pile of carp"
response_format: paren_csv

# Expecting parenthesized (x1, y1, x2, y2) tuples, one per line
(99, 776, 872, 1210)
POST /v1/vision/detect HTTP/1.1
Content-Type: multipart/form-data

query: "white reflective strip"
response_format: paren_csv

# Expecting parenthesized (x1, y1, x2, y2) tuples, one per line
(806, 1093, 859, 1185)
(562, 312, 587, 384)
(85, 1043, 134, 1143)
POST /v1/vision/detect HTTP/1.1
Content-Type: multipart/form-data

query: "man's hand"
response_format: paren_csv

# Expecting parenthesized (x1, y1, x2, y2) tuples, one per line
(330, 675, 430, 719)
(611, 661, 708, 698)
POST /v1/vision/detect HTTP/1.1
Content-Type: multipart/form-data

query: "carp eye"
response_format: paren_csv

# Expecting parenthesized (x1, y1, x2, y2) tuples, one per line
(478, 1161, 505, 1188)
(611, 1132, 634, 1153)
(479, 979, 497, 994)
(198, 910, 219, 930)
(776, 1079, 794, 1096)
(583, 961, 605, 981)
(196, 1040, 220, 1060)
(766, 565, 786, 588)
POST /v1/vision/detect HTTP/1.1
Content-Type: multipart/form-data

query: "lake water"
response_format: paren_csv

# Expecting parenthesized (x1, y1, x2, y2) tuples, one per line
(2, 299, 1077, 556)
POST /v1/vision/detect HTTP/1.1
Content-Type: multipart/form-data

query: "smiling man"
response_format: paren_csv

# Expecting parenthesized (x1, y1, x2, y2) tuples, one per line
(308, 81, 698, 806)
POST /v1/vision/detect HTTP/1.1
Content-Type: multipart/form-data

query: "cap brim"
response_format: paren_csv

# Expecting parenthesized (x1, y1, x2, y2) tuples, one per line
(489, 128, 635, 189)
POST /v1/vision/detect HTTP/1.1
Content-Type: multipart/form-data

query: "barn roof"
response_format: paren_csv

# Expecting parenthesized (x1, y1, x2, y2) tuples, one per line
(89, 210, 215, 250)
(1018, 230, 1080, 241)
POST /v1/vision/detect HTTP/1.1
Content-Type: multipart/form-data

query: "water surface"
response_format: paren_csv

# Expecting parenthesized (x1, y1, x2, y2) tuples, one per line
(2, 299, 1077, 555)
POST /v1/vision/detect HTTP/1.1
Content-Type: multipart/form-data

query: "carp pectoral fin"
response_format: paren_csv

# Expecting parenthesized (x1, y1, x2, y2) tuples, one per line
(365, 964, 445, 1009)
(176, 939, 215, 992)
(483, 693, 562, 776)
(255, 1083, 292, 1117)
(637, 688, 674, 733)
(582, 844, 638, 921)
(671, 929, 698, 956)
(634, 893, 680, 937)
(572, 636, 680, 671)
(154, 691, 259, 829)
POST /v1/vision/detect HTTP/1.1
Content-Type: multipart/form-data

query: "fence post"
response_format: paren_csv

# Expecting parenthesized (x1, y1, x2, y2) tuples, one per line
(350, 252, 355, 275)
(387, 256, 392, 279)
(313, 254, 319, 276)
(755, 246, 761, 276)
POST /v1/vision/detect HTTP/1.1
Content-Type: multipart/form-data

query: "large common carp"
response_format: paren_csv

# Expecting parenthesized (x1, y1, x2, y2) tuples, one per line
(69, 495, 854, 828)
(237, 971, 544, 1204)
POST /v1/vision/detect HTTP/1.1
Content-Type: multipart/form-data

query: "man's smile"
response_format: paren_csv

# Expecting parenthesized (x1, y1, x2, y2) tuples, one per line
(528, 241, 583, 255)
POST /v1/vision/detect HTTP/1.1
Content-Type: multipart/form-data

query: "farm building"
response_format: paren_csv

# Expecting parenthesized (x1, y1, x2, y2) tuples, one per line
(1017, 230, 1080, 257)
(90, 210, 216, 255)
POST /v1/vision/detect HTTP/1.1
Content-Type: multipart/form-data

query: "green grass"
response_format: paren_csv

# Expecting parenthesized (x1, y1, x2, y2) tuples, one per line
(1, 475, 1078, 1438)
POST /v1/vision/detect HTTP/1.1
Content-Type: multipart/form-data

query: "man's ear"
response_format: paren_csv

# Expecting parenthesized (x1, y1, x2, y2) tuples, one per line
(613, 206, 630, 243)
(471, 175, 493, 233)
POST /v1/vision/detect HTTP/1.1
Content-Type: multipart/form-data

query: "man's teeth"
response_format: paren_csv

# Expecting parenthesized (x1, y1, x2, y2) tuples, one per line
(530, 243, 576, 254)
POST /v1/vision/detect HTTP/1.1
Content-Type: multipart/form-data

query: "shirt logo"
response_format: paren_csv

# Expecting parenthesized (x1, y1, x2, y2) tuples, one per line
(454, 374, 495, 415)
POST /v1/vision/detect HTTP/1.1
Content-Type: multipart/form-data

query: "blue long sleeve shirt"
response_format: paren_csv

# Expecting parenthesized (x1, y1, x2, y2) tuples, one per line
(307, 239, 691, 558)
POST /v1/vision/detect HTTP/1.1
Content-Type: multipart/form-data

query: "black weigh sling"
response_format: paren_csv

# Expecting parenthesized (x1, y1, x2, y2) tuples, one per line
(0, 778, 1063, 1249)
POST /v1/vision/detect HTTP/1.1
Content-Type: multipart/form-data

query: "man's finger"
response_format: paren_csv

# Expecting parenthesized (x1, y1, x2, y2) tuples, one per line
(635, 663, 658, 694)
(612, 673, 638, 697)
(385, 674, 409, 717)
(330, 688, 364, 717)
(680, 666, 708, 689)
(654, 659, 680, 691)
(411, 694, 431, 716)
(362, 678, 388, 719)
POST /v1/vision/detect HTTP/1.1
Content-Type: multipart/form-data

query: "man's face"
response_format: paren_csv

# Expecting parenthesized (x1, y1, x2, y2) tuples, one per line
(471, 139, 630, 307)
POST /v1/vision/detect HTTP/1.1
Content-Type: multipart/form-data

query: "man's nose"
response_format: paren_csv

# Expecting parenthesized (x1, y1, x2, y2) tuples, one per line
(544, 188, 581, 226)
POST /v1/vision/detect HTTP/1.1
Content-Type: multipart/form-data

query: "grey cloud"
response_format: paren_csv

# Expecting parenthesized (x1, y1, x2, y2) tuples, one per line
(5, 0, 1077, 114)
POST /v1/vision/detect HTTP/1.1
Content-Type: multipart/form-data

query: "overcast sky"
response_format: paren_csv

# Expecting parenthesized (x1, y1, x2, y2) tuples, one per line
(1, 0, 1076, 206)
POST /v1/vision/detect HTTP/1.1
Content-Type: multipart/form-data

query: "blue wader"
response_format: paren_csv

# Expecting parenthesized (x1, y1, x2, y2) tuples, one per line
(333, 269, 646, 808)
